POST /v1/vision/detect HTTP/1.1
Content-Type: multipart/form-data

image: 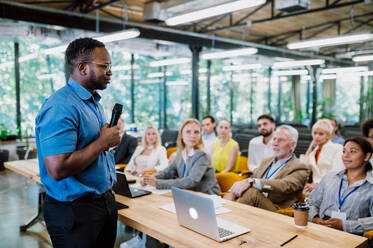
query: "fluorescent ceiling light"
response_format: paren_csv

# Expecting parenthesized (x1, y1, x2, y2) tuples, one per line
(202, 48, 257, 60)
(38, 73, 64, 80)
(279, 76, 288, 81)
(150, 58, 190, 67)
(148, 72, 173, 78)
(42, 45, 68, 55)
(322, 66, 368, 74)
(96, 29, 140, 43)
(118, 75, 140, 80)
(320, 74, 337, 80)
(180, 68, 208, 75)
(359, 71, 373, 76)
(165, 0, 266, 26)
(352, 54, 373, 62)
(223, 63, 262, 71)
(112, 65, 139, 71)
(287, 33, 373, 49)
(19, 54, 38, 62)
(272, 59, 325, 68)
(273, 70, 308, 76)
(166, 80, 189, 86)
(301, 75, 311, 81)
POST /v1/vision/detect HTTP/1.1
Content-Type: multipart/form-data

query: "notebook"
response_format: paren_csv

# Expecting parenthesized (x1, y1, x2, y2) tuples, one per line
(171, 187, 250, 242)
(112, 172, 151, 198)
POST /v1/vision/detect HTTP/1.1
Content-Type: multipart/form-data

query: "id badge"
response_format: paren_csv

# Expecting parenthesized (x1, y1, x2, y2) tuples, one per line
(331, 210, 346, 221)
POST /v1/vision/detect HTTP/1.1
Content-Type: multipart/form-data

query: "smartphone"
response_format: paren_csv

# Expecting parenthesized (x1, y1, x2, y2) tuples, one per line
(116, 201, 129, 210)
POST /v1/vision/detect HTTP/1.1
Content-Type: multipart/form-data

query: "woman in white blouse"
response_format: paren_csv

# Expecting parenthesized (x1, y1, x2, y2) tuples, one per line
(300, 119, 345, 192)
(125, 126, 168, 176)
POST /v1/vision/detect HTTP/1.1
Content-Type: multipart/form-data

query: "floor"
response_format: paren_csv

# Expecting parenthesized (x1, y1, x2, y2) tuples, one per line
(0, 169, 134, 248)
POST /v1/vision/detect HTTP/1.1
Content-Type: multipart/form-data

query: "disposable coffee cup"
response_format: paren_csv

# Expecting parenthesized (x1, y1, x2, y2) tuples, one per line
(293, 202, 309, 229)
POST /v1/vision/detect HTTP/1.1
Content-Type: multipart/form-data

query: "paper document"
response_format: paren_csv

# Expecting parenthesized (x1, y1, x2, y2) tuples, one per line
(131, 183, 171, 194)
(160, 194, 231, 215)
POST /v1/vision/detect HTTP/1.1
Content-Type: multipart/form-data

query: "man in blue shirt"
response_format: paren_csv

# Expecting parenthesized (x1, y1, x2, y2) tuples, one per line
(35, 38, 120, 248)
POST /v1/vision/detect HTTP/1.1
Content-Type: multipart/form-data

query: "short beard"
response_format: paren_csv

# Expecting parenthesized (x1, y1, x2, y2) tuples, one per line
(261, 129, 273, 137)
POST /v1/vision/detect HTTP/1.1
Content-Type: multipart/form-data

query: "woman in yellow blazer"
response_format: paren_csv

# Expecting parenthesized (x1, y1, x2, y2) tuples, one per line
(211, 120, 239, 173)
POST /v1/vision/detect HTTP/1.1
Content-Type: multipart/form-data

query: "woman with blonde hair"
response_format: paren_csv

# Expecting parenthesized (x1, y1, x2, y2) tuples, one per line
(125, 126, 168, 176)
(211, 119, 239, 172)
(141, 119, 221, 195)
(300, 119, 344, 192)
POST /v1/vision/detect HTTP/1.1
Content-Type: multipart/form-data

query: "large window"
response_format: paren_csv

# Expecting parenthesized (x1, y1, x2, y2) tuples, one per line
(0, 41, 16, 135)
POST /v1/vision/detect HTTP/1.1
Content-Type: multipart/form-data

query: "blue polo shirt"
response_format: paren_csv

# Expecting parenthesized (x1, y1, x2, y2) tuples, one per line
(35, 78, 116, 202)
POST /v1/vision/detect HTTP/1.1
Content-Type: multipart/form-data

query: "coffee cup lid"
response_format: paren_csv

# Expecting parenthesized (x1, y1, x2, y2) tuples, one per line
(293, 202, 309, 211)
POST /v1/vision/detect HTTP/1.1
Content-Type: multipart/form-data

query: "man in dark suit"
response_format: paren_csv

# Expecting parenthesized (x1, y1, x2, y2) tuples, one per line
(114, 118, 138, 164)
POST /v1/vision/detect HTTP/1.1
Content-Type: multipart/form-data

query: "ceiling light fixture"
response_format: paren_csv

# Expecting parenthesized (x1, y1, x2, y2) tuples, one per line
(287, 33, 373, 50)
(150, 58, 190, 67)
(272, 59, 325, 68)
(112, 65, 139, 71)
(148, 72, 173, 78)
(165, 0, 266, 26)
(202, 48, 257, 60)
(96, 29, 140, 43)
(352, 54, 373, 62)
(223, 63, 262, 71)
(273, 70, 308, 76)
(322, 66, 368, 74)
(166, 80, 189, 86)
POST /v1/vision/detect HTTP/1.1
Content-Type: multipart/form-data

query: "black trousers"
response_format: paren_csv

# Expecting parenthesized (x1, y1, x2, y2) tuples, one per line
(44, 191, 118, 248)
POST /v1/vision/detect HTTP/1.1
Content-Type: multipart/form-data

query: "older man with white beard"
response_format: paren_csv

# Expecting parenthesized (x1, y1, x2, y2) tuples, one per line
(225, 125, 310, 212)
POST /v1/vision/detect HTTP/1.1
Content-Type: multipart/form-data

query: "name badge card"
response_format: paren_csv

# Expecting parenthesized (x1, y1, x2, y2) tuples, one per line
(331, 211, 346, 221)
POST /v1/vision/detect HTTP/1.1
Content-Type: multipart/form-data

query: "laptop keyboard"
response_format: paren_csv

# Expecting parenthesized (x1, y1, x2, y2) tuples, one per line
(218, 227, 234, 238)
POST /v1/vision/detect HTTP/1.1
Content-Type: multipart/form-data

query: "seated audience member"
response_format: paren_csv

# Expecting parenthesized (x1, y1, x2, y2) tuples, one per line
(211, 119, 239, 173)
(125, 126, 168, 176)
(141, 119, 221, 195)
(329, 118, 345, 145)
(201, 115, 217, 155)
(248, 114, 276, 172)
(114, 118, 138, 164)
(300, 119, 344, 193)
(308, 137, 373, 235)
(362, 118, 373, 165)
(224, 125, 310, 212)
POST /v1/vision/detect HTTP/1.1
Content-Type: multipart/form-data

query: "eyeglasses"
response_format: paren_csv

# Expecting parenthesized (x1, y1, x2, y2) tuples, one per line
(87, 62, 112, 72)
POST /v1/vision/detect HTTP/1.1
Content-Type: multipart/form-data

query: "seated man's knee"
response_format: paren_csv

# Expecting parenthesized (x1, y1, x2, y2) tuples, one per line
(237, 187, 261, 205)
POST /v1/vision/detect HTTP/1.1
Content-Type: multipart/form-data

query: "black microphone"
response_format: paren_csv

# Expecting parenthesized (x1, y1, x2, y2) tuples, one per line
(109, 103, 123, 127)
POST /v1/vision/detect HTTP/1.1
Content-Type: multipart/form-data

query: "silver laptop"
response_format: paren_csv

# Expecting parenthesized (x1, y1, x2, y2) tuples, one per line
(171, 187, 250, 242)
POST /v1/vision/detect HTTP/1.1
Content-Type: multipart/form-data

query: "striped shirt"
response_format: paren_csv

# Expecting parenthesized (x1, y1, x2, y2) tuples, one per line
(308, 169, 373, 234)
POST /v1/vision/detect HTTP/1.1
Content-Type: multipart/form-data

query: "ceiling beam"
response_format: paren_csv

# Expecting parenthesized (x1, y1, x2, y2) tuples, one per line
(0, 0, 352, 65)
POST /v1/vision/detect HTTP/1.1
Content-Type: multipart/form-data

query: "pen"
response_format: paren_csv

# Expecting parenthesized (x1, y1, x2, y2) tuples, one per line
(280, 234, 298, 247)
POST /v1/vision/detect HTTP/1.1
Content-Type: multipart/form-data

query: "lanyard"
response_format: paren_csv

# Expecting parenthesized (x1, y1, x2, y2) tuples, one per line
(67, 84, 103, 128)
(182, 162, 187, 177)
(338, 178, 360, 211)
(264, 154, 295, 179)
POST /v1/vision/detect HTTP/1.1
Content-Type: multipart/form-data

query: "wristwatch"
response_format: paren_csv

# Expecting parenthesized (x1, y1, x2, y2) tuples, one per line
(247, 178, 255, 187)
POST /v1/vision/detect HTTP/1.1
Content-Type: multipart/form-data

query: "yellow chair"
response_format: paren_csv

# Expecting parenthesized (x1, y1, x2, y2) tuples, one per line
(276, 193, 306, 217)
(166, 147, 178, 159)
(215, 172, 248, 197)
(363, 230, 373, 240)
(234, 155, 250, 176)
(115, 164, 127, 170)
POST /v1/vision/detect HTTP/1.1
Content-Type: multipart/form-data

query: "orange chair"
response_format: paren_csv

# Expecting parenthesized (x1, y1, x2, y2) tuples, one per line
(364, 230, 373, 240)
(166, 147, 178, 159)
(115, 164, 127, 170)
(234, 156, 251, 176)
(276, 193, 306, 217)
(215, 172, 248, 197)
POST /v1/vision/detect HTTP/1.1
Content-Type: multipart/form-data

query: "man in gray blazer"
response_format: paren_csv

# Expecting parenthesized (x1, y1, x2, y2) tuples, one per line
(225, 125, 310, 211)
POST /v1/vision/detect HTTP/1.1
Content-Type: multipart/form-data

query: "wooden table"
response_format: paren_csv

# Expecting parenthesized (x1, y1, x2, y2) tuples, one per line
(5, 160, 369, 247)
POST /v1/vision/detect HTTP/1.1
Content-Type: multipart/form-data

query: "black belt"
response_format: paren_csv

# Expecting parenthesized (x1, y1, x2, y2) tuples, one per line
(81, 190, 113, 200)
